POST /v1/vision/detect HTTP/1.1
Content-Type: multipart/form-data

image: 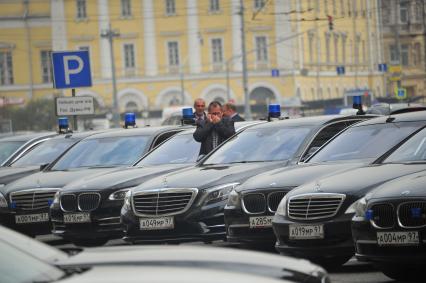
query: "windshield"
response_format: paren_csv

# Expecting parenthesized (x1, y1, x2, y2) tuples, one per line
(385, 127, 426, 163)
(11, 138, 76, 167)
(309, 122, 423, 163)
(137, 133, 200, 166)
(203, 126, 313, 165)
(0, 141, 25, 164)
(0, 240, 64, 283)
(51, 135, 150, 170)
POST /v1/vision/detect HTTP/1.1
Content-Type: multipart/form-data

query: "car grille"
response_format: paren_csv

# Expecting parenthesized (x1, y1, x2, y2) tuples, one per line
(398, 201, 426, 228)
(288, 193, 345, 220)
(268, 191, 287, 212)
(78, 193, 101, 211)
(132, 189, 197, 216)
(242, 194, 266, 214)
(10, 190, 58, 211)
(370, 203, 394, 229)
(60, 194, 77, 212)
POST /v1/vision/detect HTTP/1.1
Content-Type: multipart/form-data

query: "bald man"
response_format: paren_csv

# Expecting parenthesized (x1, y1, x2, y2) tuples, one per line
(193, 98, 207, 123)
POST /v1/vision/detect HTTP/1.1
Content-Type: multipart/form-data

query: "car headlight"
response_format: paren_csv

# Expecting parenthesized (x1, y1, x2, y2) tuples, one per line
(226, 189, 240, 209)
(109, 188, 133, 201)
(203, 183, 239, 205)
(275, 195, 288, 217)
(52, 191, 60, 206)
(345, 197, 367, 217)
(0, 192, 7, 208)
(123, 190, 132, 209)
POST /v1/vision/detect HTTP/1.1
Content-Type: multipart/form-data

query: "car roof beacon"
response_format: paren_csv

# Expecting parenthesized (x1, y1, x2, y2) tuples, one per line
(58, 117, 71, 134)
(124, 113, 137, 129)
(181, 107, 196, 126)
(352, 95, 365, 115)
(268, 104, 281, 122)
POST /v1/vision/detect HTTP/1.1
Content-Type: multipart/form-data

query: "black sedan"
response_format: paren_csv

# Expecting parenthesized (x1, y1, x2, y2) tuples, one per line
(122, 115, 371, 243)
(50, 122, 257, 246)
(352, 171, 426, 280)
(272, 122, 426, 268)
(225, 112, 426, 248)
(0, 126, 184, 237)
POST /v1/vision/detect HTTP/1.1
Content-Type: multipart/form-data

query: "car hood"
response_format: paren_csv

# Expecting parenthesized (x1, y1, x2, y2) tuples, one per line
(0, 166, 41, 186)
(287, 163, 426, 200)
(133, 161, 288, 192)
(235, 162, 364, 193)
(2, 168, 119, 195)
(62, 164, 192, 192)
(367, 169, 426, 200)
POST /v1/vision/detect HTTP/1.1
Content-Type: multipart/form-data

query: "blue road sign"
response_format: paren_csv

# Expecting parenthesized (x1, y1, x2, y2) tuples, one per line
(271, 69, 280, 77)
(52, 51, 92, 89)
(378, 63, 388, 72)
(336, 66, 345, 75)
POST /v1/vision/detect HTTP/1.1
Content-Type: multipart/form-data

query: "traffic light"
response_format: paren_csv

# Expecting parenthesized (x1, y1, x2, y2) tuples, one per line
(327, 15, 333, 31)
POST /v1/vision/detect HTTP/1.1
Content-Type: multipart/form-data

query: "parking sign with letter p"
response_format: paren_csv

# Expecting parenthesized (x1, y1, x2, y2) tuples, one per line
(52, 51, 92, 89)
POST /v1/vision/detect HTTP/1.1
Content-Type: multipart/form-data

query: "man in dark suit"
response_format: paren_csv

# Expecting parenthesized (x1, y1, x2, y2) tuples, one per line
(223, 102, 245, 122)
(194, 98, 207, 123)
(193, 101, 235, 156)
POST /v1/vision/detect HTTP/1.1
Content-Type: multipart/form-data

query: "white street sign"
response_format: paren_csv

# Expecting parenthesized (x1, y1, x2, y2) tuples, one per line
(55, 96, 95, 116)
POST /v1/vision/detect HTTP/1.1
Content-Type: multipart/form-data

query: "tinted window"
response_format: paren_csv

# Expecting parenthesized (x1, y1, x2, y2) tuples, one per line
(137, 133, 200, 165)
(385, 127, 426, 163)
(309, 122, 423, 163)
(11, 138, 76, 167)
(204, 126, 313, 165)
(51, 135, 150, 170)
(0, 141, 25, 164)
(0, 240, 64, 283)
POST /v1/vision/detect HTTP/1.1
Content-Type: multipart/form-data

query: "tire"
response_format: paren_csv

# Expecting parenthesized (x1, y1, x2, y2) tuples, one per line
(310, 255, 352, 271)
(378, 264, 423, 281)
(71, 238, 109, 247)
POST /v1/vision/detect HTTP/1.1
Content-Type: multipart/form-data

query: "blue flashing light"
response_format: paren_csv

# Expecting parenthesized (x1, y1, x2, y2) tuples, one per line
(268, 104, 281, 118)
(365, 209, 374, 221)
(353, 95, 362, 105)
(411, 207, 422, 219)
(10, 202, 16, 209)
(124, 113, 136, 128)
(182, 108, 195, 120)
(58, 117, 69, 130)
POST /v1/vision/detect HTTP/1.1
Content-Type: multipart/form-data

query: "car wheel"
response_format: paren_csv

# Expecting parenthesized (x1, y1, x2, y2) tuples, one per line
(377, 264, 422, 281)
(71, 238, 109, 247)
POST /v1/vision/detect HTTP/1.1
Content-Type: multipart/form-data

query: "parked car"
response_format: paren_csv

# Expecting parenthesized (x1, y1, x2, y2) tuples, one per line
(0, 132, 56, 166)
(50, 122, 259, 246)
(352, 173, 426, 280)
(225, 111, 426, 248)
(122, 115, 373, 244)
(272, 123, 426, 268)
(0, 126, 185, 237)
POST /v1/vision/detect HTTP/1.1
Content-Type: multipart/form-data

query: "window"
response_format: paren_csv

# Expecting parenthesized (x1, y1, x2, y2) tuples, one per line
(325, 33, 331, 64)
(0, 51, 13, 85)
(167, 41, 179, 67)
(416, 0, 423, 22)
(123, 44, 135, 69)
(254, 0, 265, 10)
(334, 33, 339, 63)
(414, 43, 421, 66)
(389, 45, 399, 63)
(401, 44, 409, 66)
(211, 38, 223, 65)
(165, 0, 176, 15)
(121, 0, 132, 17)
(209, 0, 220, 12)
(400, 1, 409, 23)
(382, 0, 390, 24)
(76, 0, 87, 19)
(355, 34, 361, 64)
(308, 33, 315, 63)
(255, 36, 268, 63)
(40, 50, 52, 83)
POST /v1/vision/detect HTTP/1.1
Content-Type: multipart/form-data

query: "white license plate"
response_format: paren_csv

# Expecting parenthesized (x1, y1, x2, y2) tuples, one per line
(63, 213, 91, 223)
(289, 224, 324, 239)
(249, 216, 273, 228)
(139, 217, 174, 230)
(377, 231, 419, 246)
(15, 213, 49, 224)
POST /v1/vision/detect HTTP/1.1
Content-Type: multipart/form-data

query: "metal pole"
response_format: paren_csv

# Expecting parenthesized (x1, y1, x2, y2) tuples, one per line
(71, 88, 78, 131)
(23, 0, 34, 100)
(180, 70, 185, 105)
(239, 0, 251, 120)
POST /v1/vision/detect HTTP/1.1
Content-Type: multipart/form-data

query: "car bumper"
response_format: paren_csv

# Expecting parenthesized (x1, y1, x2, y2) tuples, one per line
(122, 202, 226, 243)
(0, 210, 52, 235)
(225, 207, 275, 245)
(272, 214, 354, 258)
(352, 216, 426, 263)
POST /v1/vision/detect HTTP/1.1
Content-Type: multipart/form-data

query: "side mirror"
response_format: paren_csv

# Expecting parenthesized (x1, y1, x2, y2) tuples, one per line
(196, 155, 205, 162)
(39, 163, 50, 171)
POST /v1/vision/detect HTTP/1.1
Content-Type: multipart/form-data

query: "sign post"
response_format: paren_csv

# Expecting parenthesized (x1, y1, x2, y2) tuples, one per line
(52, 50, 93, 131)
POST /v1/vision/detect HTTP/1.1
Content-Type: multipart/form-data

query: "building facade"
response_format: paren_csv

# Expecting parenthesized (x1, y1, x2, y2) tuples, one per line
(380, 0, 426, 99)
(0, 0, 385, 117)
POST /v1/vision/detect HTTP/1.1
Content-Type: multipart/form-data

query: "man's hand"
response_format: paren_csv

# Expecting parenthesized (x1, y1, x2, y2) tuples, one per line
(211, 114, 221, 124)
